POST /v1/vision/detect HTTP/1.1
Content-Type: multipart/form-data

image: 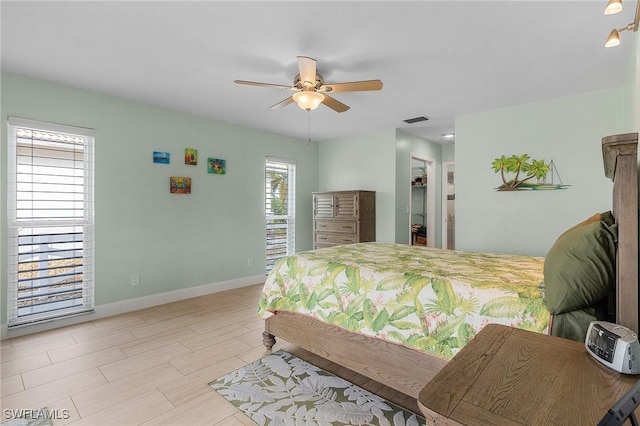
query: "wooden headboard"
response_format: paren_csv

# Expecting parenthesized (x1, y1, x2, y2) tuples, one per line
(602, 132, 638, 334)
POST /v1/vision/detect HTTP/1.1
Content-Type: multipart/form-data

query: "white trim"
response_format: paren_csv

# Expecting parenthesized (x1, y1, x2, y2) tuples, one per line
(7, 118, 96, 326)
(1, 275, 265, 339)
(8, 116, 95, 137)
(441, 161, 455, 249)
(265, 159, 296, 273)
(266, 156, 296, 165)
(409, 154, 436, 248)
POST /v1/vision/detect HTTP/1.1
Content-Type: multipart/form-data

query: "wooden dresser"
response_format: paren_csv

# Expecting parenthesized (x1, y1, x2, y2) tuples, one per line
(312, 190, 375, 249)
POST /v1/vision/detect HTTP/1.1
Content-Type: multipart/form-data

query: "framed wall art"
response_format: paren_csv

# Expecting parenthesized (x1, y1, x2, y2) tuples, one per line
(185, 148, 198, 165)
(170, 176, 191, 194)
(153, 151, 170, 164)
(207, 158, 226, 175)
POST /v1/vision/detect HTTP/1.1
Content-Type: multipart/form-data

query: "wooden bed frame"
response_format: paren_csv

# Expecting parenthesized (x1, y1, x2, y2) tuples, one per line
(263, 132, 638, 400)
(602, 133, 638, 334)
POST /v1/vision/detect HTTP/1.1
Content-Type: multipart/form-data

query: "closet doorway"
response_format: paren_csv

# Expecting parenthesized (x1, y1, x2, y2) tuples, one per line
(441, 162, 455, 249)
(409, 155, 436, 248)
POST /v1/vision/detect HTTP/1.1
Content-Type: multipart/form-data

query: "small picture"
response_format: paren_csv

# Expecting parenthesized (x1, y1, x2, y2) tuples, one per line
(153, 151, 170, 164)
(207, 158, 226, 175)
(185, 148, 198, 165)
(170, 177, 191, 194)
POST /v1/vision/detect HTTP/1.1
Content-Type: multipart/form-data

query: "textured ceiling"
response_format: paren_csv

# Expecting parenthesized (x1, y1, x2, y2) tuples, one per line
(1, 1, 637, 143)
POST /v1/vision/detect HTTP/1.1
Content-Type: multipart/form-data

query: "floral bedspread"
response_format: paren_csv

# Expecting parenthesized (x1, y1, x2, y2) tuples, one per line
(258, 242, 549, 360)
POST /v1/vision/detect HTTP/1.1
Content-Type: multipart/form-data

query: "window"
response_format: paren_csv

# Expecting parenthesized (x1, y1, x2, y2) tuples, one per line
(265, 158, 296, 274)
(7, 117, 95, 327)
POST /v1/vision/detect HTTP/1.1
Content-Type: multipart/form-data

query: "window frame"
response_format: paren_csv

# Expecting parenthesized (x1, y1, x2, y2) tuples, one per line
(6, 117, 95, 327)
(265, 157, 296, 274)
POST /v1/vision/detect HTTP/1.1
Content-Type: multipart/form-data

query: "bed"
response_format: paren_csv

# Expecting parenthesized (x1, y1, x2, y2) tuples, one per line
(259, 132, 638, 399)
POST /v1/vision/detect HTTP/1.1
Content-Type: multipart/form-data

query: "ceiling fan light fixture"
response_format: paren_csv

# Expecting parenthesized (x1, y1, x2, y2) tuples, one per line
(604, 0, 623, 15)
(292, 90, 324, 111)
(235, 56, 381, 112)
(605, 28, 621, 47)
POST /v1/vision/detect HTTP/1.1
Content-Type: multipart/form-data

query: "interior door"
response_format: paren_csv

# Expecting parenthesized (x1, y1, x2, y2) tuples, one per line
(409, 155, 436, 247)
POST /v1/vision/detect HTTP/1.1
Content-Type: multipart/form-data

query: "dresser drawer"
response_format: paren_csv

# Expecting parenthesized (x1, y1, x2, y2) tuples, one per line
(314, 242, 336, 249)
(314, 220, 358, 234)
(315, 233, 358, 246)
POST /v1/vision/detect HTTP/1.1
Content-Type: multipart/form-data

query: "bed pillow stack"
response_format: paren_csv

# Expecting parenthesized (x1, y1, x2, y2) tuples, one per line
(543, 211, 617, 342)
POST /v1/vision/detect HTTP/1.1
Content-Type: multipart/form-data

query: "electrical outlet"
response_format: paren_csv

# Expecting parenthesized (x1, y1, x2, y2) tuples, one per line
(130, 274, 140, 286)
(247, 257, 254, 267)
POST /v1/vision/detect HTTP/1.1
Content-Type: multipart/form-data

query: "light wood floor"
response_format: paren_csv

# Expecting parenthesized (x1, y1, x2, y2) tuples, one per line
(1, 284, 419, 425)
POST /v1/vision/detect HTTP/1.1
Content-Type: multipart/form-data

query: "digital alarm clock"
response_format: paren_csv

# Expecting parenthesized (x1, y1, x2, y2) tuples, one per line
(585, 321, 640, 375)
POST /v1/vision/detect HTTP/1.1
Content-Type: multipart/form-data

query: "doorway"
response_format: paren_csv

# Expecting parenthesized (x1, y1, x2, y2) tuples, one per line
(409, 155, 436, 248)
(441, 162, 455, 249)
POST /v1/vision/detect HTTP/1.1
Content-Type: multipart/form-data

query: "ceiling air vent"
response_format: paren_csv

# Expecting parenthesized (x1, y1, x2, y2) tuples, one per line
(403, 116, 430, 124)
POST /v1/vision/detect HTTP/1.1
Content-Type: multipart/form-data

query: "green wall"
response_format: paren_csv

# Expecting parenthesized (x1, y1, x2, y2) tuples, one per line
(318, 128, 443, 246)
(455, 87, 626, 256)
(318, 128, 397, 243)
(624, 33, 639, 131)
(3, 49, 637, 333)
(1, 72, 319, 327)
(394, 130, 443, 246)
(442, 143, 455, 163)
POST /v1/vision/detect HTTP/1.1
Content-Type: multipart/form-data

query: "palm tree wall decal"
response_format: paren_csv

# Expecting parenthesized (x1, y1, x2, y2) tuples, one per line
(491, 154, 568, 191)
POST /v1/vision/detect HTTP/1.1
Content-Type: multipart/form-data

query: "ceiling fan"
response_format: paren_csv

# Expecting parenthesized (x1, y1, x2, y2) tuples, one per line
(234, 56, 383, 113)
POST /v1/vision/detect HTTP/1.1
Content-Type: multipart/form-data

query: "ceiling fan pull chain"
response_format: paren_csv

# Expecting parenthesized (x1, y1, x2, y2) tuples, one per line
(307, 110, 312, 146)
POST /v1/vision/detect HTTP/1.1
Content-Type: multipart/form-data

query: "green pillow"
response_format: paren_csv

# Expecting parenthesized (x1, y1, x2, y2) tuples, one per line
(550, 309, 598, 342)
(557, 211, 614, 239)
(544, 220, 617, 315)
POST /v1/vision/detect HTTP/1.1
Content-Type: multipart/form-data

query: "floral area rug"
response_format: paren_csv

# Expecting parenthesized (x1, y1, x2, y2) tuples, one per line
(209, 350, 425, 426)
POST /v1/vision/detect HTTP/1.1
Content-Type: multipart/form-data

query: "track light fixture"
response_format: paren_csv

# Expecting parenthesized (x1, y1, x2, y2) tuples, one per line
(604, 0, 622, 15)
(605, 28, 622, 47)
(604, 0, 640, 47)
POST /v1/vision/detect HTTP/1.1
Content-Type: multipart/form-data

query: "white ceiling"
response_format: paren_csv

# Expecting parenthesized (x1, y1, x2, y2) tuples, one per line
(1, 1, 637, 143)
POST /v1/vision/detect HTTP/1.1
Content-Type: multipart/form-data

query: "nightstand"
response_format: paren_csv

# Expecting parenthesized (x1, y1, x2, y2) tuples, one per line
(418, 324, 640, 425)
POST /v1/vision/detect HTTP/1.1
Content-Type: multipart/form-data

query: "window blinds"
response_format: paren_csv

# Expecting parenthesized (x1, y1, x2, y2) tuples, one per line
(265, 158, 296, 274)
(7, 117, 95, 327)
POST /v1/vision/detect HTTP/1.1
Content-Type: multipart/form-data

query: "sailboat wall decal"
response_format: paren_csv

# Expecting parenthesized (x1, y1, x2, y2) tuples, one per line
(491, 154, 570, 191)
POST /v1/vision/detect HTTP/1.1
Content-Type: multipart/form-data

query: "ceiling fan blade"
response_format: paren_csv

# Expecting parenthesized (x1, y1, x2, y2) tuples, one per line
(322, 95, 350, 113)
(320, 80, 383, 93)
(297, 56, 317, 86)
(234, 80, 295, 90)
(269, 96, 295, 109)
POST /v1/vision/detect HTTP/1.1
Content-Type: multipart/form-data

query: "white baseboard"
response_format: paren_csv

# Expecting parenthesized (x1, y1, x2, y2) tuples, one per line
(0, 274, 265, 340)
